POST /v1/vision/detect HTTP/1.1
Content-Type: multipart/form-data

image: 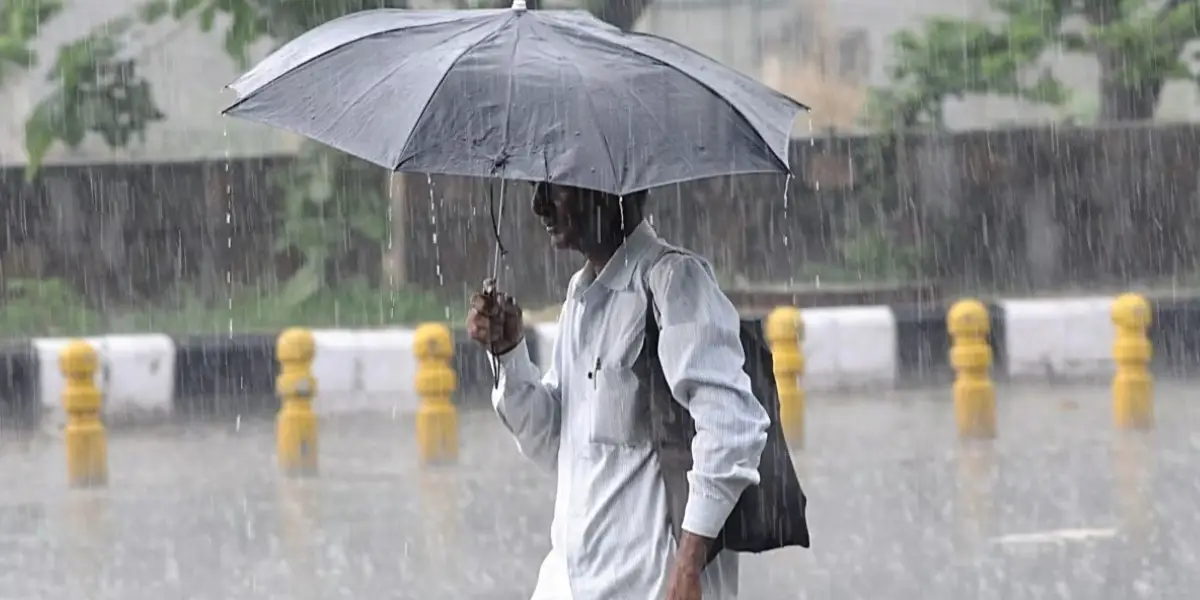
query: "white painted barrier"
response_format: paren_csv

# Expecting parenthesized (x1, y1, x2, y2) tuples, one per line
(17, 294, 1147, 423)
(534, 312, 899, 392)
(310, 329, 420, 416)
(33, 335, 176, 416)
(1001, 297, 1114, 380)
(799, 306, 898, 392)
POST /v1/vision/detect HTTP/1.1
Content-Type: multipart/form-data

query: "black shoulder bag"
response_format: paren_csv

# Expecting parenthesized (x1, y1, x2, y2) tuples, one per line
(643, 269, 810, 564)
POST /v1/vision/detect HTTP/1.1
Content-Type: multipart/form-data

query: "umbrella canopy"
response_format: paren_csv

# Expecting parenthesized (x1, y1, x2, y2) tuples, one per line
(223, 3, 808, 196)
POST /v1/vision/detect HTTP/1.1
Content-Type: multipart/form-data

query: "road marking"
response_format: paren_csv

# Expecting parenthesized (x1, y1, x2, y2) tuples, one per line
(990, 527, 1118, 546)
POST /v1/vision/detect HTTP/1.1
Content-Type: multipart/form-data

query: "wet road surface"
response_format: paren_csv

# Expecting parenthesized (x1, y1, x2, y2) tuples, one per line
(2, 382, 1199, 599)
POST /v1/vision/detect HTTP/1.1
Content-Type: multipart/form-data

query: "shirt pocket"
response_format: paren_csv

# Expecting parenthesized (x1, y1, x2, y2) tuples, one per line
(587, 366, 650, 447)
(585, 309, 651, 447)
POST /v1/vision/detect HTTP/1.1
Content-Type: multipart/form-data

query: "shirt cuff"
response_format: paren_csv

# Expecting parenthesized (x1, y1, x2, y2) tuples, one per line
(681, 489, 736, 539)
(492, 337, 538, 382)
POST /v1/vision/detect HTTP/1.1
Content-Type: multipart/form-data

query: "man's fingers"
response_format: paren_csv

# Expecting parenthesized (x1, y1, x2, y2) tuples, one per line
(488, 317, 506, 342)
(467, 311, 512, 344)
(495, 293, 521, 319)
(471, 293, 495, 314)
(466, 311, 491, 341)
(493, 293, 517, 311)
(468, 293, 522, 351)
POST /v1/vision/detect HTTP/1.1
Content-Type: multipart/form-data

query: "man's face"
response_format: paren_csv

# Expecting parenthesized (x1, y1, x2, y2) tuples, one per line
(532, 184, 604, 251)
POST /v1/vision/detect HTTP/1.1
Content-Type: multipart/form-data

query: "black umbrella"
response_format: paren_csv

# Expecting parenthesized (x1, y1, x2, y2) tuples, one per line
(223, 1, 808, 195)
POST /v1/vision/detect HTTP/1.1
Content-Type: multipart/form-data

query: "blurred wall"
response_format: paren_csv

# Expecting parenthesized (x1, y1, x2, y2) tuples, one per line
(4, 125, 1200, 310)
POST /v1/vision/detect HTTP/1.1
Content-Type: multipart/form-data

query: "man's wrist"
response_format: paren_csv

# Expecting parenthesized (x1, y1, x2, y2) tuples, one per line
(675, 531, 712, 573)
(491, 336, 525, 360)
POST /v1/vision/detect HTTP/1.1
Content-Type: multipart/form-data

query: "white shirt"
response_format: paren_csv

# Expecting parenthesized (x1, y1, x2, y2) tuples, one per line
(492, 222, 770, 600)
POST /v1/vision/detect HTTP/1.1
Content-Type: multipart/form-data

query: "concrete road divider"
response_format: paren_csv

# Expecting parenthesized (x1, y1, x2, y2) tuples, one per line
(172, 333, 279, 416)
(0, 341, 38, 423)
(0, 293, 1196, 426)
(800, 305, 897, 392)
(1000, 296, 1115, 381)
(309, 329, 419, 416)
(34, 334, 175, 422)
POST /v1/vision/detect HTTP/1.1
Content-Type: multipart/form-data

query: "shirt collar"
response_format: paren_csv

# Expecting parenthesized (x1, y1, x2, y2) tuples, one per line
(574, 221, 657, 296)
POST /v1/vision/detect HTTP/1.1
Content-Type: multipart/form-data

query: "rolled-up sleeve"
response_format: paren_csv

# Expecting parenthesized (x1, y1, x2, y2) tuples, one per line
(647, 253, 770, 538)
(491, 315, 564, 473)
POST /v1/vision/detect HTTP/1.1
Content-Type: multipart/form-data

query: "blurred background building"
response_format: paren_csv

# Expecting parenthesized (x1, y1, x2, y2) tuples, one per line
(6, 0, 1200, 167)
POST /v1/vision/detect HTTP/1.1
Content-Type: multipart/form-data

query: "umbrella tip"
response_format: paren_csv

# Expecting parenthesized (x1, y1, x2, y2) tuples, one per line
(511, 0, 527, 10)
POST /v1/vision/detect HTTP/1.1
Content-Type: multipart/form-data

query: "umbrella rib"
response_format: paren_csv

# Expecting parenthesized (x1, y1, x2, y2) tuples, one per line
(560, 24, 802, 174)
(621, 84, 698, 179)
(312, 19, 512, 155)
(497, 16, 522, 174)
(225, 10, 502, 106)
(530, 20, 622, 191)
(394, 16, 520, 169)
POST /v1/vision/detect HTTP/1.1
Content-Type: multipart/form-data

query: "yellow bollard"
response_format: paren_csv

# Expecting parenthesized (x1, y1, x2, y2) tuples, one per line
(60, 340, 107, 488)
(276, 328, 318, 477)
(948, 299, 996, 439)
(414, 323, 458, 464)
(1111, 293, 1153, 430)
(765, 307, 805, 448)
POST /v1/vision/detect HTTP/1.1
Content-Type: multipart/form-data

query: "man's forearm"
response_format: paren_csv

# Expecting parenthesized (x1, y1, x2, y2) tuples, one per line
(492, 338, 562, 471)
(649, 253, 771, 566)
(679, 382, 770, 537)
(675, 530, 713, 573)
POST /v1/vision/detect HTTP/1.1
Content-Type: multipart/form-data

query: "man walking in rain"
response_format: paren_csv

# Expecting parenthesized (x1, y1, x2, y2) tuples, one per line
(466, 183, 771, 600)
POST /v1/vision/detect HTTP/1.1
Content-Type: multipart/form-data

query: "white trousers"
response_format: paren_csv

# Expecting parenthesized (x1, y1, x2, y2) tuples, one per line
(527, 546, 739, 600)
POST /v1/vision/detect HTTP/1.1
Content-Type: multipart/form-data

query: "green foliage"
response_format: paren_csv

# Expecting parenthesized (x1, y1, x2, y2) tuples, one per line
(868, 0, 1200, 128)
(0, 278, 101, 336)
(270, 142, 391, 307)
(0, 0, 62, 85)
(25, 15, 165, 180)
(837, 229, 924, 281)
(21, 0, 417, 178)
(0, 277, 456, 338)
(18, 0, 415, 306)
(121, 278, 456, 335)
